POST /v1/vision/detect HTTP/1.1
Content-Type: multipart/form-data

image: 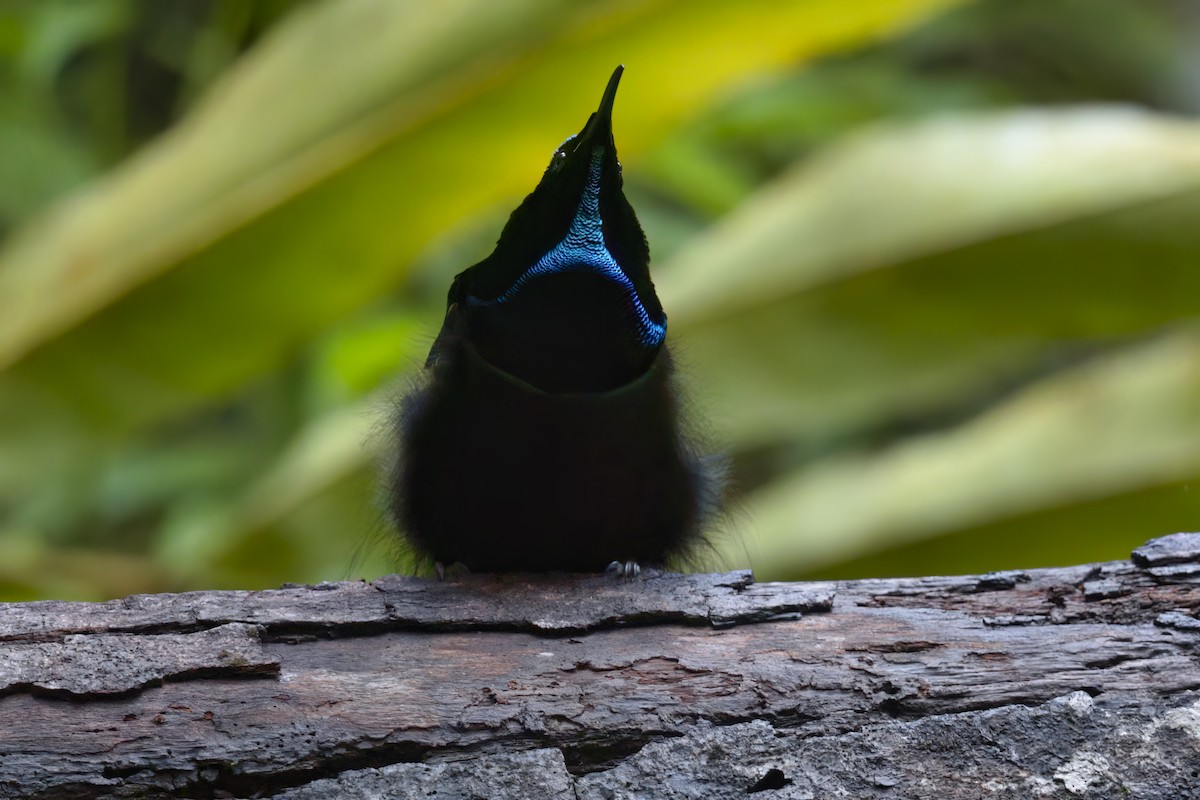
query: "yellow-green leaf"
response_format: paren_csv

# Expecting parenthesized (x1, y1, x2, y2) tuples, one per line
(727, 326, 1200, 577)
(0, 0, 959, 441)
(661, 109, 1200, 450)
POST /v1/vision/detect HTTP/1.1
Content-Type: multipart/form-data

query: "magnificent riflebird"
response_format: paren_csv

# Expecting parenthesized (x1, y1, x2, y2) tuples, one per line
(386, 66, 720, 575)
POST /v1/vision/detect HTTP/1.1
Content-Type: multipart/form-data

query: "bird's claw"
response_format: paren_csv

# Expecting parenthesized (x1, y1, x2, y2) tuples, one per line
(606, 560, 641, 579)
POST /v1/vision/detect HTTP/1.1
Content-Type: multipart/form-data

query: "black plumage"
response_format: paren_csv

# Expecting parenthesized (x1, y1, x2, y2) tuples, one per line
(386, 66, 720, 574)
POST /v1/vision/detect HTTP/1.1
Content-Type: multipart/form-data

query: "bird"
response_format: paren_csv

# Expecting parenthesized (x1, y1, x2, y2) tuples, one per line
(385, 65, 721, 576)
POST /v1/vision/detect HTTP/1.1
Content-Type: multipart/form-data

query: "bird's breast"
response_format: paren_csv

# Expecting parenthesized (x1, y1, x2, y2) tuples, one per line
(465, 269, 660, 394)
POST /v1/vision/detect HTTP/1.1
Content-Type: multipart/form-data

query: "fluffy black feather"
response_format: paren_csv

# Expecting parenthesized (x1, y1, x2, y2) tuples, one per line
(386, 66, 721, 573)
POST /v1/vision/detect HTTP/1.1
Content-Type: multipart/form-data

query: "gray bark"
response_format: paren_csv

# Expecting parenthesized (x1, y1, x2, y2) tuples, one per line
(1, 534, 1198, 799)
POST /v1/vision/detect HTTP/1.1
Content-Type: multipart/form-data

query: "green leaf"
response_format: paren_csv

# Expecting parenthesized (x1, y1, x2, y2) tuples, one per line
(724, 326, 1200, 577)
(0, 0, 959, 438)
(659, 108, 1200, 450)
(662, 108, 1200, 322)
(809, 476, 1200, 580)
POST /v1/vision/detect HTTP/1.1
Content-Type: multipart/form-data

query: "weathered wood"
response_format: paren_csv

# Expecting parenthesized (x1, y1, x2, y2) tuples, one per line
(1, 534, 1198, 798)
(0, 623, 277, 697)
(0, 570, 832, 640)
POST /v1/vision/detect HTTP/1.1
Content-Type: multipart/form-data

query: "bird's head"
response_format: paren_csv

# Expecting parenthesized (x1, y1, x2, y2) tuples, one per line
(445, 66, 666, 394)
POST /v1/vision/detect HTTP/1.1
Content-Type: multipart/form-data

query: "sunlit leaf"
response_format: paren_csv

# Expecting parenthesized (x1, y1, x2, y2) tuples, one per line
(0, 0, 957, 438)
(725, 326, 1200, 577)
(660, 109, 1200, 449)
(811, 476, 1200, 580)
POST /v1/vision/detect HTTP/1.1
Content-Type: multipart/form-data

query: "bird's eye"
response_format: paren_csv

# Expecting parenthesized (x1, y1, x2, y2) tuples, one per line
(548, 149, 567, 173)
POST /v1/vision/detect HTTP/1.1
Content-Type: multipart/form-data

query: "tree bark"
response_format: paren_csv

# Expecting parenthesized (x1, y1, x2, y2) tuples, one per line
(2, 534, 1199, 799)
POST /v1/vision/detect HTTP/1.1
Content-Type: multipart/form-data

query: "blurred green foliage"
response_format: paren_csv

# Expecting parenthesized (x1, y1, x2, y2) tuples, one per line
(1, 0, 1198, 600)
(0, 0, 309, 236)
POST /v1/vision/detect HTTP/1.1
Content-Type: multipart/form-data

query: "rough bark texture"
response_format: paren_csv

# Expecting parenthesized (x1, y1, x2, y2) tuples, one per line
(1, 534, 1199, 799)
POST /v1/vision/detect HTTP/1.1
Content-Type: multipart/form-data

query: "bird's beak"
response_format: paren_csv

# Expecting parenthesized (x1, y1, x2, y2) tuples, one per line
(575, 64, 623, 151)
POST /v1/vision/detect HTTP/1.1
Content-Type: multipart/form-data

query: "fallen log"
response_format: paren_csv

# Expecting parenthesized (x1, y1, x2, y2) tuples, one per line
(2, 534, 1199, 799)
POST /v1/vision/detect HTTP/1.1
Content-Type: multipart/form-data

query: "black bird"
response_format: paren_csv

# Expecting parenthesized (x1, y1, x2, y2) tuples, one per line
(387, 66, 720, 575)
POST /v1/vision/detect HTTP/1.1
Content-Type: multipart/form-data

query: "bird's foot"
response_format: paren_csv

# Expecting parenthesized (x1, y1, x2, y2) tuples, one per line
(606, 560, 642, 579)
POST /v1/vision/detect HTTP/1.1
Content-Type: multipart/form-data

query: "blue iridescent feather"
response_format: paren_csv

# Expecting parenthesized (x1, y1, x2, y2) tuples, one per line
(478, 148, 666, 349)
